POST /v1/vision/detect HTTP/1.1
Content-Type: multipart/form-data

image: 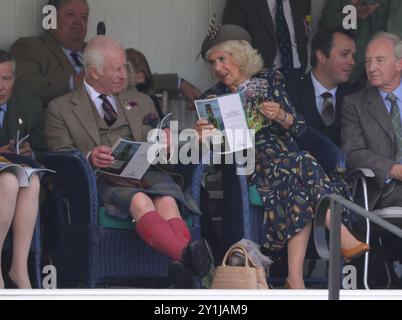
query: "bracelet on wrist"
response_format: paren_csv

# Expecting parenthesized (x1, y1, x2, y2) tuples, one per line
(281, 112, 288, 124)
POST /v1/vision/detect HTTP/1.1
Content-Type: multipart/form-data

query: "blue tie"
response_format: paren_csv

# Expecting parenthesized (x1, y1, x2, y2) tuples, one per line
(275, 0, 293, 76)
(70, 52, 83, 68)
(0, 108, 5, 129)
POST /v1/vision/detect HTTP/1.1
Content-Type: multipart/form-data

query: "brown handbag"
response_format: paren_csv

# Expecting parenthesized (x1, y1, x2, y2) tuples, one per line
(211, 245, 269, 289)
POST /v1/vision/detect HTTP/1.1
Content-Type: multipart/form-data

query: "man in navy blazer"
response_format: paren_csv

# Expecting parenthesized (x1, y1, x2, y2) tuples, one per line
(222, 0, 311, 77)
(286, 28, 357, 146)
(0, 50, 45, 156)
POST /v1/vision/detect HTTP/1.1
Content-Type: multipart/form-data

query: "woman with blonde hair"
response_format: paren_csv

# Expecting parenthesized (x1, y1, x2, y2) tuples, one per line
(196, 25, 369, 289)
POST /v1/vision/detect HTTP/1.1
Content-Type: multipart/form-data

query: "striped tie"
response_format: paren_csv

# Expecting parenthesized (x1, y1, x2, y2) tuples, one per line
(99, 94, 118, 126)
(386, 93, 402, 161)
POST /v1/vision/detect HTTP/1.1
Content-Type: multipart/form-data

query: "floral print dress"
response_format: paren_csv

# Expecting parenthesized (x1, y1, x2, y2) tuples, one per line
(202, 68, 352, 252)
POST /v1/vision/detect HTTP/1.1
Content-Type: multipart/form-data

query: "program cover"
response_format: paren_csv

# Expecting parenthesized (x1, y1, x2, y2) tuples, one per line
(238, 78, 273, 133)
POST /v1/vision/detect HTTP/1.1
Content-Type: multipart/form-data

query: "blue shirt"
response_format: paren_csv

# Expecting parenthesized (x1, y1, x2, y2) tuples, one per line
(378, 80, 402, 124)
(379, 80, 402, 182)
(0, 103, 7, 128)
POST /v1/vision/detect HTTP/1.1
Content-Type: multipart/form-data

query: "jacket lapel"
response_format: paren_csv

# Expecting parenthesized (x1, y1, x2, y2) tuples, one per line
(334, 87, 345, 127)
(117, 90, 142, 141)
(41, 32, 76, 74)
(302, 74, 323, 126)
(255, 0, 276, 41)
(71, 86, 101, 145)
(366, 87, 394, 142)
(5, 96, 23, 141)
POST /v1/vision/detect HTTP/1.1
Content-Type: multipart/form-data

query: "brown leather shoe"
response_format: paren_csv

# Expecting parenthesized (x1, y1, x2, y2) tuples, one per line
(284, 280, 292, 289)
(341, 242, 370, 262)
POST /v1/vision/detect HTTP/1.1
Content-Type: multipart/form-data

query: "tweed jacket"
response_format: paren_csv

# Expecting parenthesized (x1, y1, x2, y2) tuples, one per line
(341, 86, 398, 208)
(46, 85, 158, 155)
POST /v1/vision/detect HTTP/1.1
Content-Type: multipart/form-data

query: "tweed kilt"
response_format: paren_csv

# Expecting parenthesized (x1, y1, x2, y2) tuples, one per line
(97, 169, 201, 220)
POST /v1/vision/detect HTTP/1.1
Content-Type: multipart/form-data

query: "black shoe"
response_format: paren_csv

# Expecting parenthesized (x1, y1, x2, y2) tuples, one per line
(4, 274, 17, 289)
(168, 261, 195, 289)
(182, 239, 214, 278)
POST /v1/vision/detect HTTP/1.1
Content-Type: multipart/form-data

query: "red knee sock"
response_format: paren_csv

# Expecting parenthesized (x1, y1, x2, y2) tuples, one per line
(135, 211, 185, 261)
(168, 217, 192, 247)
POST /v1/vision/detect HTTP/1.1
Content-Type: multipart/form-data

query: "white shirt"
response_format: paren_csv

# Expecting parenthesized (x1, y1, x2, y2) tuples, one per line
(267, 0, 301, 69)
(311, 71, 337, 116)
(84, 79, 118, 119)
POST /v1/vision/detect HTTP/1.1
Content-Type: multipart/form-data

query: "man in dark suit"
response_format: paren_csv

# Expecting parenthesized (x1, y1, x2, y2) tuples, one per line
(342, 32, 402, 210)
(222, 0, 311, 77)
(11, 0, 200, 106)
(0, 50, 45, 156)
(287, 28, 357, 146)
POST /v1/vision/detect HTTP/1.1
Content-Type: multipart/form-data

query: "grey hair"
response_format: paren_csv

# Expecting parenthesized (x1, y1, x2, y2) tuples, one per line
(83, 36, 122, 76)
(206, 40, 263, 78)
(369, 32, 402, 60)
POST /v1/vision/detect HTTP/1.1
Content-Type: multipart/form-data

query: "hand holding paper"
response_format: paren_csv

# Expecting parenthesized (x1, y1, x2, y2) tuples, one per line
(90, 145, 114, 169)
(9, 130, 31, 155)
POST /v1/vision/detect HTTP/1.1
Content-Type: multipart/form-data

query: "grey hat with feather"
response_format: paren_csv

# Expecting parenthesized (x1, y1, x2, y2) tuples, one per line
(200, 24, 252, 61)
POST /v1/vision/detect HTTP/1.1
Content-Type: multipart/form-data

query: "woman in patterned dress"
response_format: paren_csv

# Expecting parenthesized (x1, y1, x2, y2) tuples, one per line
(196, 25, 369, 289)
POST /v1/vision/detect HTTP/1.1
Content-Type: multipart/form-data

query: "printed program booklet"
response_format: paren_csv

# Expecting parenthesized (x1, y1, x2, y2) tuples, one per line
(194, 93, 254, 153)
(237, 78, 273, 133)
(11, 130, 30, 155)
(148, 112, 172, 143)
(0, 156, 55, 187)
(99, 138, 164, 180)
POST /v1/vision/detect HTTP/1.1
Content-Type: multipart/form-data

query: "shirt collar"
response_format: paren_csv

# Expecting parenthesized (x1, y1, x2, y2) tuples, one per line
(0, 103, 8, 113)
(84, 80, 115, 105)
(61, 47, 83, 57)
(378, 80, 402, 102)
(310, 71, 338, 99)
(84, 79, 103, 102)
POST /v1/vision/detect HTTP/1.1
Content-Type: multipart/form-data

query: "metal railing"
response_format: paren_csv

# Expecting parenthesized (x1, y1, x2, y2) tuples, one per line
(313, 194, 402, 300)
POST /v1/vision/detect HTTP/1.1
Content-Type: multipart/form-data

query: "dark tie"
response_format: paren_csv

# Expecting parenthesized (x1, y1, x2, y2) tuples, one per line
(70, 52, 83, 68)
(275, 0, 293, 76)
(386, 93, 402, 161)
(99, 94, 118, 126)
(321, 92, 335, 127)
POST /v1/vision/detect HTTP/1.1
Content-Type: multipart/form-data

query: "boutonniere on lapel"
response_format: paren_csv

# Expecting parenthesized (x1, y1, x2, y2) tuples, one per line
(143, 113, 159, 128)
(123, 100, 138, 111)
(303, 15, 312, 37)
(18, 118, 25, 131)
